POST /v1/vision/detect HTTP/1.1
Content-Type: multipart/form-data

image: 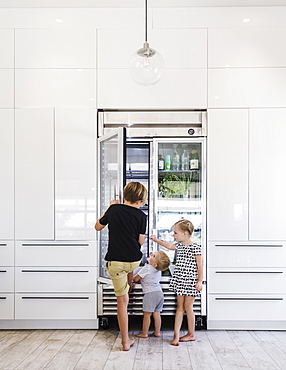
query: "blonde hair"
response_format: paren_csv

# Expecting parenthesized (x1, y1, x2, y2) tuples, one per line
(123, 182, 148, 204)
(173, 219, 194, 236)
(155, 251, 171, 271)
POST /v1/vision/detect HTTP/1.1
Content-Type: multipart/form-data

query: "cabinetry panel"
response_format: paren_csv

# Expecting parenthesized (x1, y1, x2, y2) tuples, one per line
(0, 241, 14, 266)
(0, 267, 14, 292)
(249, 108, 286, 240)
(15, 294, 96, 320)
(208, 267, 286, 294)
(15, 241, 97, 267)
(55, 108, 96, 240)
(15, 267, 96, 293)
(207, 109, 248, 241)
(15, 108, 54, 240)
(208, 295, 286, 321)
(0, 294, 14, 319)
(0, 109, 14, 239)
(208, 242, 285, 268)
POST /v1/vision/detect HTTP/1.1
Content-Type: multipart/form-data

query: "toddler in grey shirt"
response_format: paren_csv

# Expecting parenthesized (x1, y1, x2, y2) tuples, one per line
(133, 251, 170, 338)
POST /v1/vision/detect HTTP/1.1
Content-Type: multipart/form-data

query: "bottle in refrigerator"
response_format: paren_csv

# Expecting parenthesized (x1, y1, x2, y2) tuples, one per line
(190, 148, 199, 170)
(158, 154, 164, 170)
(172, 144, 180, 171)
(164, 155, 171, 170)
(181, 144, 189, 170)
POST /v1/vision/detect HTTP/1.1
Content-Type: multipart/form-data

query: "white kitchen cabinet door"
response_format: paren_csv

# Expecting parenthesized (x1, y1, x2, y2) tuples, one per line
(98, 68, 207, 109)
(55, 108, 96, 240)
(0, 29, 14, 68)
(249, 108, 286, 240)
(208, 27, 286, 68)
(0, 69, 13, 108)
(15, 108, 54, 240)
(208, 68, 286, 108)
(98, 29, 207, 69)
(0, 110, 14, 239)
(207, 109, 248, 241)
(15, 69, 95, 109)
(15, 29, 96, 68)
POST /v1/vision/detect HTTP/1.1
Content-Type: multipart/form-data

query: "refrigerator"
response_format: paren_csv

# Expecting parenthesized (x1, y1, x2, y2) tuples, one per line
(97, 110, 207, 329)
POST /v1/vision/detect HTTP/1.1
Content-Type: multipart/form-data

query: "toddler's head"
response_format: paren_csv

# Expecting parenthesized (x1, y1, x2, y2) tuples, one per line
(154, 251, 171, 271)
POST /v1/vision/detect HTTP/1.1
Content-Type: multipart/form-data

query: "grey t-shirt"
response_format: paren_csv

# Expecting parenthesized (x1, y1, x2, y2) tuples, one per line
(138, 264, 162, 294)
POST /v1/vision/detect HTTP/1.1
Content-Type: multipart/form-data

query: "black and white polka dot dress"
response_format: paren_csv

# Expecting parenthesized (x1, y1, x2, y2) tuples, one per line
(169, 242, 202, 297)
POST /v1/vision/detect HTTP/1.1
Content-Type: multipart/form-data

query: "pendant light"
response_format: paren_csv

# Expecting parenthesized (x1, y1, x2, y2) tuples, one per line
(129, 0, 164, 86)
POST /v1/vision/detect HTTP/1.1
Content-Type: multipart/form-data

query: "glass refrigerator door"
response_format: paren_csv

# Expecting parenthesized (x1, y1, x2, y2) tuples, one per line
(98, 127, 126, 280)
(152, 138, 206, 274)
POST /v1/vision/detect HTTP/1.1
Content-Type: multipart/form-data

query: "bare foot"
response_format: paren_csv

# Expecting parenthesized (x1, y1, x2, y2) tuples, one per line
(122, 337, 135, 351)
(171, 339, 179, 346)
(136, 332, 148, 338)
(179, 334, 196, 342)
(152, 332, 161, 337)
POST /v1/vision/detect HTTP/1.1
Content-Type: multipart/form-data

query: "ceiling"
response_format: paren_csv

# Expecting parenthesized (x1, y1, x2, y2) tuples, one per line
(1, 0, 286, 7)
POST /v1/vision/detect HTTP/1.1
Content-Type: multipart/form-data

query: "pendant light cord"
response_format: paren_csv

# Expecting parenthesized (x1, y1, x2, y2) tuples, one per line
(145, 0, 148, 43)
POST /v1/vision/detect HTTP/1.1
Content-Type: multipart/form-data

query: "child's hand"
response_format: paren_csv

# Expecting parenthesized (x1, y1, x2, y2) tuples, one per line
(195, 281, 203, 292)
(110, 200, 119, 205)
(150, 235, 158, 242)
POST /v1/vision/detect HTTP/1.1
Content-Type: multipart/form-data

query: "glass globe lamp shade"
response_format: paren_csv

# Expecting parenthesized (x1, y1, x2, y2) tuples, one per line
(129, 42, 164, 86)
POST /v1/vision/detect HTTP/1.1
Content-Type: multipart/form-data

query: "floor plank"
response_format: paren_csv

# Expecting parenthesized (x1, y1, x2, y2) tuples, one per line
(43, 330, 96, 370)
(15, 330, 75, 370)
(74, 330, 118, 370)
(162, 330, 192, 370)
(206, 330, 251, 370)
(0, 328, 286, 370)
(228, 331, 280, 370)
(187, 331, 222, 370)
(0, 330, 54, 369)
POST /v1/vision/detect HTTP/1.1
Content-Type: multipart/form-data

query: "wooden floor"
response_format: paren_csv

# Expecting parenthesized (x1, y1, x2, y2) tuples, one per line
(1, 318, 286, 369)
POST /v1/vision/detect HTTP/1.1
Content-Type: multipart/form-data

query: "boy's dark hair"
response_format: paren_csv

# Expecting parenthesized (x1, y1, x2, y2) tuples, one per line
(156, 251, 171, 271)
(123, 182, 148, 204)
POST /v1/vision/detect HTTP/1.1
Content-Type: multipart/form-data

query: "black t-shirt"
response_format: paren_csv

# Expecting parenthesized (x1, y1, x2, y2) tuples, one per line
(99, 204, 147, 262)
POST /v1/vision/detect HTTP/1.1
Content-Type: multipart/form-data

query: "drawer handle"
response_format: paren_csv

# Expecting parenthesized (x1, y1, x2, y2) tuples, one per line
(0, 297, 7, 300)
(21, 270, 89, 273)
(0, 244, 7, 246)
(0, 270, 7, 273)
(215, 244, 283, 248)
(21, 297, 90, 300)
(21, 243, 89, 247)
(215, 271, 283, 274)
(215, 297, 283, 301)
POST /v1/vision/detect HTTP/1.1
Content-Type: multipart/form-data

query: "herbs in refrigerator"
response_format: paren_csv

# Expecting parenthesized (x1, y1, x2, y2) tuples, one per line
(159, 172, 192, 198)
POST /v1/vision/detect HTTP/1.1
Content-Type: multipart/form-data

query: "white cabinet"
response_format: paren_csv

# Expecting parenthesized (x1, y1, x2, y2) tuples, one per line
(0, 70, 14, 108)
(208, 242, 286, 330)
(0, 29, 14, 68)
(15, 69, 95, 109)
(15, 108, 54, 240)
(15, 29, 96, 68)
(207, 109, 248, 241)
(249, 108, 286, 240)
(55, 108, 96, 240)
(0, 110, 14, 239)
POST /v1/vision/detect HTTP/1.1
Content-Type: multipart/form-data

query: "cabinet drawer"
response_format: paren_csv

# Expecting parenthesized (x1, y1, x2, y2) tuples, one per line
(208, 242, 285, 267)
(15, 267, 96, 293)
(208, 294, 286, 321)
(15, 293, 96, 320)
(0, 294, 14, 319)
(0, 241, 14, 266)
(15, 241, 97, 266)
(208, 267, 286, 294)
(0, 267, 14, 292)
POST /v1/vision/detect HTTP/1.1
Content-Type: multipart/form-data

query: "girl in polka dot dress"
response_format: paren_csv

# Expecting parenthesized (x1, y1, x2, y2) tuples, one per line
(150, 219, 203, 346)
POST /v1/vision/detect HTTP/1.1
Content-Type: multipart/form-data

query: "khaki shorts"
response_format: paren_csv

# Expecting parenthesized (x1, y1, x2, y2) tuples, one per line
(107, 260, 141, 296)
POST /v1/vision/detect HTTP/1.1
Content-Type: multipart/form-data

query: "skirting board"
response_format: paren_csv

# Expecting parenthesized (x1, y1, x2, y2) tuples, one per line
(207, 320, 286, 330)
(0, 319, 99, 330)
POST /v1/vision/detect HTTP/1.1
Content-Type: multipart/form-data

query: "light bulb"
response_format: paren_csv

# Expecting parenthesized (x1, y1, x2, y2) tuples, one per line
(129, 42, 164, 86)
